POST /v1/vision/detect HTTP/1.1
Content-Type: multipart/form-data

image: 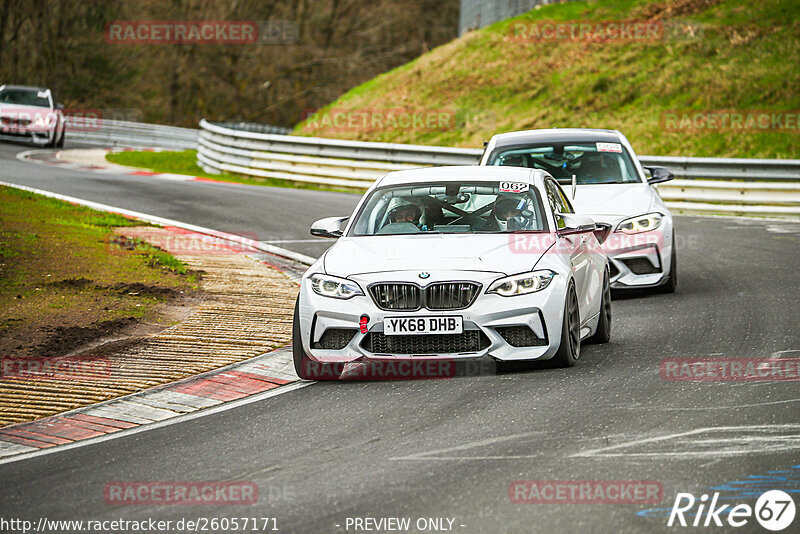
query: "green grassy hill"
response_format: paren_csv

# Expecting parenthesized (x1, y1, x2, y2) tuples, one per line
(295, 0, 800, 158)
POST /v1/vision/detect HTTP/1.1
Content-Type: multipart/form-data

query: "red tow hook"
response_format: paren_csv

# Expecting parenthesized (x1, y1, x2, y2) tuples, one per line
(359, 314, 370, 334)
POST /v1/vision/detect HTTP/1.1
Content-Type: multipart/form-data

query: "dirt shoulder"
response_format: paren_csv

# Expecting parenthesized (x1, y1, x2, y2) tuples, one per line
(0, 204, 299, 426)
(0, 186, 202, 360)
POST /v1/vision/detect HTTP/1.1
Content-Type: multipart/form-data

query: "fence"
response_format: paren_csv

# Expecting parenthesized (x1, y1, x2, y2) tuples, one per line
(67, 119, 198, 149)
(459, 0, 565, 35)
(196, 120, 800, 218)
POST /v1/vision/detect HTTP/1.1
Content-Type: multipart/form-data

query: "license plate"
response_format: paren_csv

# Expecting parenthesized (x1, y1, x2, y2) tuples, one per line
(384, 316, 463, 335)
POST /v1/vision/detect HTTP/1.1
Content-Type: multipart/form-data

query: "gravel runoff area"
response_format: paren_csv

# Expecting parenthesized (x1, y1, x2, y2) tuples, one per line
(0, 226, 300, 427)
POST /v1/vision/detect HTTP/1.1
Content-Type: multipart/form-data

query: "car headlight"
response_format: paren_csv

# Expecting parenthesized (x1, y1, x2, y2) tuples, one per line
(32, 115, 53, 128)
(615, 212, 663, 234)
(487, 270, 556, 297)
(309, 273, 364, 299)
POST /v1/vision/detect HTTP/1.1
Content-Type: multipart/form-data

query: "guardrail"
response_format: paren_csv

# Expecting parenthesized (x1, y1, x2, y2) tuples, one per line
(195, 119, 800, 218)
(211, 121, 292, 136)
(68, 118, 199, 149)
(197, 119, 480, 188)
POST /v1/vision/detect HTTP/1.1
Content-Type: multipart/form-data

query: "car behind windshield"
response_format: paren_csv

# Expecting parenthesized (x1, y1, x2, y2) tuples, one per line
(0, 87, 50, 108)
(486, 141, 641, 185)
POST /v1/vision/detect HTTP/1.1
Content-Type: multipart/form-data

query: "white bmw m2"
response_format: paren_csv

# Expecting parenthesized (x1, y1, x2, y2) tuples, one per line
(294, 166, 610, 380)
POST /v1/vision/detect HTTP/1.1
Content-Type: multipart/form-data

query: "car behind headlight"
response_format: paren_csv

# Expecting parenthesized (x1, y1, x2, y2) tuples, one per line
(32, 115, 53, 128)
(309, 273, 364, 299)
(487, 270, 556, 297)
(615, 212, 663, 234)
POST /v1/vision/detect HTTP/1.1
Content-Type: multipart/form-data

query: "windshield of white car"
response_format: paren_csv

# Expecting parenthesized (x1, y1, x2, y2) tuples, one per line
(349, 182, 549, 236)
(486, 142, 641, 185)
(0, 88, 51, 108)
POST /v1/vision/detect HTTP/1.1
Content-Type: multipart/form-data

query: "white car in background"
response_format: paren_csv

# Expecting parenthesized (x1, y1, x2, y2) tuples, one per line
(481, 128, 677, 292)
(0, 85, 66, 148)
(294, 166, 610, 380)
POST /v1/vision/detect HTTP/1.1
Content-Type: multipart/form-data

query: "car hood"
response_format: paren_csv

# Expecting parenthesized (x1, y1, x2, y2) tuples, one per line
(0, 102, 55, 123)
(324, 234, 553, 277)
(570, 183, 656, 218)
(0, 102, 52, 113)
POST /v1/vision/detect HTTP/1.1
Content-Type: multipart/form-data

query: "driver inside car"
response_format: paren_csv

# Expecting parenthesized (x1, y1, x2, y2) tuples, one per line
(492, 196, 535, 231)
(388, 202, 422, 225)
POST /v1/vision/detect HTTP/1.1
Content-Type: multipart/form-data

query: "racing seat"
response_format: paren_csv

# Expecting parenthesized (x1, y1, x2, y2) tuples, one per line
(578, 153, 622, 183)
(501, 154, 528, 168)
(420, 203, 444, 229)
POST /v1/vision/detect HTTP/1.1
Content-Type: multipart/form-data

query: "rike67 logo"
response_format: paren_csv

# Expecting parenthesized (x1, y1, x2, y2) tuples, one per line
(668, 490, 795, 530)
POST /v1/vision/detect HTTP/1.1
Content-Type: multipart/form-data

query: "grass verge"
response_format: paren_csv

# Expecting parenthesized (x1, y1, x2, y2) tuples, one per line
(105, 150, 363, 194)
(294, 0, 800, 159)
(0, 185, 199, 358)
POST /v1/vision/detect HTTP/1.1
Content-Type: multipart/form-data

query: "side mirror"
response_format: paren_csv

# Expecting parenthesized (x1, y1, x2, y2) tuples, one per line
(310, 216, 349, 238)
(56, 103, 65, 110)
(593, 222, 612, 244)
(643, 166, 674, 185)
(557, 213, 596, 236)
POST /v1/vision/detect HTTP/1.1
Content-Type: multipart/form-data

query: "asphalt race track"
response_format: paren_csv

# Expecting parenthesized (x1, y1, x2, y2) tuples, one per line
(2, 141, 800, 533)
(0, 142, 359, 259)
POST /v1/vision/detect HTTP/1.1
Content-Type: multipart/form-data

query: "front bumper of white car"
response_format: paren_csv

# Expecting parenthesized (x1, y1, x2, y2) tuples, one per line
(599, 221, 673, 289)
(0, 122, 57, 145)
(298, 270, 568, 363)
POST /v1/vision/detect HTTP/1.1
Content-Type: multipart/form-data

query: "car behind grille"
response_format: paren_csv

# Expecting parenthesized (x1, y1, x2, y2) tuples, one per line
(621, 258, 661, 275)
(0, 117, 31, 126)
(362, 331, 489, 355)
(369, 282, 481, 311)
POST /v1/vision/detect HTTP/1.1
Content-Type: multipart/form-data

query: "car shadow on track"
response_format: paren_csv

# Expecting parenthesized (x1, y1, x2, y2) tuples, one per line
(610, 288, 674, 301)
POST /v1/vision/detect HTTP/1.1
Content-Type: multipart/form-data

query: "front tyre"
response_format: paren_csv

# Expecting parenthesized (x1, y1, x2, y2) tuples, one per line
(657, 236, 677, 293)
(552, 283, 581, 367)
(292, 297, 341, 380)
(587, 271, 611, 344)
(45, 131, 57, 148)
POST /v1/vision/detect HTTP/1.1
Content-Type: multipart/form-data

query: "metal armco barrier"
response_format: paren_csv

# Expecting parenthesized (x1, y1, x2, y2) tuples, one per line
(196, 119, 800, 218)
(68, 119, 198, 149)
(197, 119, 479, 188)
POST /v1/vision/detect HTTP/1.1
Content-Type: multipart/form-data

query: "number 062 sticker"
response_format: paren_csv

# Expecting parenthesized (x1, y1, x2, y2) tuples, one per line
(499, 181, 529, 193)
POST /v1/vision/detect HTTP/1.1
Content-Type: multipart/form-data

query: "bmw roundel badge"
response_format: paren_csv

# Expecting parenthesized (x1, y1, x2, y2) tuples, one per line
(419, 272, 430, 279)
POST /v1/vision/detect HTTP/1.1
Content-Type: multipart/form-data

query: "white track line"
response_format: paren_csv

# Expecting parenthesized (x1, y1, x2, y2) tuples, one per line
(571, 424, 800, 459)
